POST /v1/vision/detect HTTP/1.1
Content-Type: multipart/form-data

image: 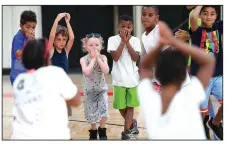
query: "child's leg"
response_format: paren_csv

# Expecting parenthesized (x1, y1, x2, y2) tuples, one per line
(213, 104, 223, 125)
(211, 76, 223, 125)
(89, 123, 98, 140)
(91, 123, 97, 130)
(125, 87, 140, 133)
(124, 107, 134, 132)
(113, 86, 128, 122)
(113, 86, 127, 110)
(99, 117, 107, 128)
(200, 78, 213, 139)
(207, 76, 223, 140)
(98, 92, 109, 128)
(119, 109, 126, 118)
(98, 92, 109, 140)
(200, 78, 213, 116)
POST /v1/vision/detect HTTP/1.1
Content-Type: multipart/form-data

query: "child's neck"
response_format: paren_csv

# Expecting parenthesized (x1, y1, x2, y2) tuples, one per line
(160, 84, 180, 114)
(201, 23, 213, 28)
(55, 47, 63, 53)
(145, 25, 156, 35)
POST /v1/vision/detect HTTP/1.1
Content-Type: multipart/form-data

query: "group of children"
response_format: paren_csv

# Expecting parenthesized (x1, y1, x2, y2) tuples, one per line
(9, 5, 223, 140)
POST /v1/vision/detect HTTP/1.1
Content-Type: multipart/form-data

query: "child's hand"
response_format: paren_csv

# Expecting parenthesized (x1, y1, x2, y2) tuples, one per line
(95, 49, 100, 58)
(65, 13, 71, 23)
(25, 29, 35, 40)
(186, 5, 196, 9)
(90, 48, 97, 60)
(56, 13, 66, 21)
(175, 29, 190, 41)
(120, 30, 126, 43)
(126, 31, 131, 43)
(158, 21, 174, 46)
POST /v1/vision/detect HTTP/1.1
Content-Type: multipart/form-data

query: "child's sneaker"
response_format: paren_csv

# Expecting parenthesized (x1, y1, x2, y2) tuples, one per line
(98, 127, 108, 140)
(207, 118, 223, 140)
(130, 118, 139, 135)
(89, 129, 98, 140)
(121, 129, 136, 140)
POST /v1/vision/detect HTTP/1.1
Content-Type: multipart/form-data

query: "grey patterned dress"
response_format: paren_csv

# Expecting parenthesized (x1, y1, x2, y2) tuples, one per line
(83, 55, 109, 124)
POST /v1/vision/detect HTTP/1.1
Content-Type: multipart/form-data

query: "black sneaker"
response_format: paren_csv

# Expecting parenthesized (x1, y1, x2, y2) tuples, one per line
(121, 129, 136, 140)
(130, 119, 139, 135)
(98, 127, 108, 140)
(207, 118, 223, 140)
(89, 129, 98, 140)
(203, 115, 210, 139)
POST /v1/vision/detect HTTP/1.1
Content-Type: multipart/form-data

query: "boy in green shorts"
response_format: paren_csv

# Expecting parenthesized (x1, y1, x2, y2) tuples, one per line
(107, 15, 142, 140)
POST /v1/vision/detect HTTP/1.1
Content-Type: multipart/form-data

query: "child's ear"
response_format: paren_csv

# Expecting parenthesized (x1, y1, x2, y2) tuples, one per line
(156, 15, 160, 22)
(215, 13, 218, 19)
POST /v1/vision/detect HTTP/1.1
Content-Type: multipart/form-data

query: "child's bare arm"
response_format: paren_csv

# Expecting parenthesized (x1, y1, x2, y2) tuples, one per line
(80, 57, 96, 77)
(110, 42, 125, 61)
(48, 13, 66, 58)
(15, 50, 23, 60)
(80, 49, 97, 77)
(66, 92, 81, 107)
(190, 6, 203, 32)
(65, 13, 75, 55)
(126, 42, 140, 62)
(171, 39, 215, 88)
(175, 29, 191, 41)
(97, 54, 109, 75)
(139, 44, 163, 80)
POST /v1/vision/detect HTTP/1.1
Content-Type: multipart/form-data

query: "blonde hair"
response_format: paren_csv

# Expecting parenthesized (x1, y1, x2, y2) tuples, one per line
(81, 36, 105, 53)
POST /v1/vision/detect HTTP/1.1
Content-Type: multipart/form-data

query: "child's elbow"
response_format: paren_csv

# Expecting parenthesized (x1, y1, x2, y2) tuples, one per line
(133, 55, 139, 62)
(113, 57, 119, 62)
(84, 72, 91, 77)
(190, 14, 198, 21)
(209, 55, 216, 67)
(84, 70, 92, 77)
(49, 34, 55, 39)
(69, 35, 74, 41)
(104, 69, 109, 75)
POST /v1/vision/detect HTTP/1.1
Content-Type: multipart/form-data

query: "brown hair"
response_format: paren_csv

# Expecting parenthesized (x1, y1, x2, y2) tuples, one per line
(55, 25, 68, 39)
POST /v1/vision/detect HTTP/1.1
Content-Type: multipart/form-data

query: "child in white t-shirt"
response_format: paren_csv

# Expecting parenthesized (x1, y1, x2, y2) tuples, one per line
(138, 21, 215, 139)
(107, 15, 141, 140)
(10, 39, 80, 139)
(141, 6, 191, 92)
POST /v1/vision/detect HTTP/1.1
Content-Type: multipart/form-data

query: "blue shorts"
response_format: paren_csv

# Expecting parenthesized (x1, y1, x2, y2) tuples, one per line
(200, 76, 223, 113)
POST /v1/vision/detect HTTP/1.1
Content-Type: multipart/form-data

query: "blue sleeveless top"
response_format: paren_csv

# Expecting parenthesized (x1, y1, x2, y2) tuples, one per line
(51, 48, 68, 73)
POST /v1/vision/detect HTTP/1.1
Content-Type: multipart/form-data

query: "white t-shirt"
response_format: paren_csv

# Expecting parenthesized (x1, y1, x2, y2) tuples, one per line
(141, 25, 191, 86)
(107, 35, 142, 87)
(142, 25, 160, 54)
(11, 66, 77, 139)
(137, 77, 206, 139)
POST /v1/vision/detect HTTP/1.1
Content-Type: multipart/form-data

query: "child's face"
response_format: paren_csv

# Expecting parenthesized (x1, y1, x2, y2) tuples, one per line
(20, 22, 36, 36)
(118, 20, 133, 35)
(141, 7, 159, 29)
(86, 38, 102, 53)
(54, 34, 67, 49)
(200, 7, 217, 27)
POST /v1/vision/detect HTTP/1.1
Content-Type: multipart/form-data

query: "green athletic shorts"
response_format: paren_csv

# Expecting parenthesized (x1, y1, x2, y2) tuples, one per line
(113, 86, 140, 109)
